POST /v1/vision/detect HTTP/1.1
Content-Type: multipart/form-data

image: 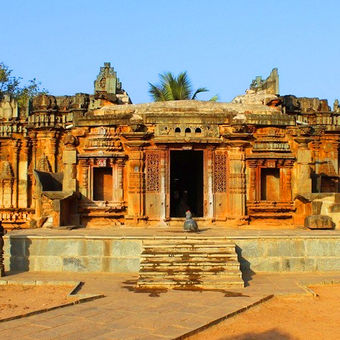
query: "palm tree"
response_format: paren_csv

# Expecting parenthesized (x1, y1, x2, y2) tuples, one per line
(149, 71, 215, 101)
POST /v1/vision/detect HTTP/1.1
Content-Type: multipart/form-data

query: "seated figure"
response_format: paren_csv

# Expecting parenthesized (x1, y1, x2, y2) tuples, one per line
(183, 210, 198, 232)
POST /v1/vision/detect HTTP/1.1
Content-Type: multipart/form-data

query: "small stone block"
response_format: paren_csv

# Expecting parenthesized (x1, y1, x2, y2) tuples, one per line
(304, 215, 335, 229)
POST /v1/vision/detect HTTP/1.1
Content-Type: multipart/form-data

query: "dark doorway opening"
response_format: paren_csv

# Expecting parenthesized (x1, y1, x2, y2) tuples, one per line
(170, 150, 203, 217)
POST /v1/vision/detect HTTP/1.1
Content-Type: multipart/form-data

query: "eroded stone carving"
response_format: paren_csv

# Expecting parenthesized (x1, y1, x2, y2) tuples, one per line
(0, 95, 18, 120)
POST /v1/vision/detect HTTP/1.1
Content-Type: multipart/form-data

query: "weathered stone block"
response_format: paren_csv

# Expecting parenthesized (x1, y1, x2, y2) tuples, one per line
(266, 240, 305, 257)
(33, 256, 62, 271)
(102, 257, 140, 273)
(236, 240, 266, 258)
(62, 256, 102, 272)
(304, 215, 335, 229)
(305, 239, 336, 257)
(79, 240, 104, 257)
(63, 150, 77, 164)
(42, 239, 81, 256)
(281, 257, 315, 271)
(316, 258, 340, 271)
(111, 240, 142, 257)
(311, 201, 322, 215)
(247, 257, 281, 272)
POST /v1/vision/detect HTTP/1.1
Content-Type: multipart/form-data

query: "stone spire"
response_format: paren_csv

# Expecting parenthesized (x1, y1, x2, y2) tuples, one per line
(92, 62, 131, 105)
(94, 62, 122, 95)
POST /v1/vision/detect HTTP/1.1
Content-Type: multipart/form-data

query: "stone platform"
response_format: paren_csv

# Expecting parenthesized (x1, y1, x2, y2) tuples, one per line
(3, 227, 340, 274)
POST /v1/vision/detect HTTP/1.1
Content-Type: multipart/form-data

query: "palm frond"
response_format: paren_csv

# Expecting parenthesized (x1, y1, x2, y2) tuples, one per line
(191, 87, 208, 100)
(148, 82, 167, 101)
(148, 71, 211, 102)
(209, 95, 219, 102)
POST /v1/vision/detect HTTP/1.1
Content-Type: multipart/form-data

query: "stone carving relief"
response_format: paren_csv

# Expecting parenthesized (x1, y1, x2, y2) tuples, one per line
(0, 95, 18, 120)
(145, 153, 160, 192)
(214, 154, 227, 192)
(84, 127, 123, 151)
(64, 134, 78, 149)
(155, 124, 218, 138)
(37, 155, 52, 172)
(32, 94, 57, 112)
(333, 99, 340, 113)
(0, 162, 13, 180)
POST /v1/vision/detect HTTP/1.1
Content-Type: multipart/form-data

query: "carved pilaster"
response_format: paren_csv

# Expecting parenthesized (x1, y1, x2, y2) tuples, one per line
(21, 138, 31, 208)
(294, 136, 313, 195)
(127, 148, 145, 222)
(13, 140, 21, 208)
(248, 160, 257, 202)
(0, 222, 5, 276)
(226, 141, 248, 223)
(50, 132, 58, 172)
(205, 148, 214, 219)
(79, 158, 89, 197)
(116, 158, 124, 203)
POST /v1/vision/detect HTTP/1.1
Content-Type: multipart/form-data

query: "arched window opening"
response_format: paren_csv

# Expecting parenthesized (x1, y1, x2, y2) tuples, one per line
(195, 127, 202, 133)
(185, 128, 191, 133)
(175, 127, 181, 133)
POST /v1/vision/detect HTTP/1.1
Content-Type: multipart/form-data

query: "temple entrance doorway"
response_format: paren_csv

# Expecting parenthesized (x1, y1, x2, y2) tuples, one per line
(170, 150, 203, 218)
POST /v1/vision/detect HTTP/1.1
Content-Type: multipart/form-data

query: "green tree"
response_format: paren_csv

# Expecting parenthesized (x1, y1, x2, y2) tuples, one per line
(0, 62, 47, 108)
(149, 71, 217, 101)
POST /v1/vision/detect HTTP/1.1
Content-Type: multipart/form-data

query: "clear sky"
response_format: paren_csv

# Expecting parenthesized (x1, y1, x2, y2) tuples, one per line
(1, 0, 339, 105)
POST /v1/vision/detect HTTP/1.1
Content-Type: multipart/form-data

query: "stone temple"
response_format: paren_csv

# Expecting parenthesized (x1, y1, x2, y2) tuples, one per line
(1, 63, 340, 230)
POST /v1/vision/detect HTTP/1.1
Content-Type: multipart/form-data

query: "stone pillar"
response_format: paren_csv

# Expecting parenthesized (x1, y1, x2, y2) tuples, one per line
(294, 137, 312, 195)
(127, 149, 145, 223)
(248, 161, 257, 202)
(116, 158, 124, 203)
(79, 158, 89, 198)
(159, 148, 167, 222)
(227, 142, 247, 223)
(13, 140, 21, 208)
(31, 133, 38, 171)
(206, 148, 214, 219)
(112, 158, 124, 204)
(0, 222, 5, 277)
(63, 149, 77, 192)
(50, 132, 58, 172)
(281, 160, 294, 202)
(18, 138, 30, 208)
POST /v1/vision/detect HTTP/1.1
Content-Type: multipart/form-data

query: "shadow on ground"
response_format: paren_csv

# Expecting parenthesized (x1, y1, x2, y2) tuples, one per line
(219, 328, 292, 340)
(235, 245, 255, 287)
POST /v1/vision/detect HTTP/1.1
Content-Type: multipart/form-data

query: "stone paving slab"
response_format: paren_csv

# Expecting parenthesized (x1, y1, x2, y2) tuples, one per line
(0, 271, 339, 339)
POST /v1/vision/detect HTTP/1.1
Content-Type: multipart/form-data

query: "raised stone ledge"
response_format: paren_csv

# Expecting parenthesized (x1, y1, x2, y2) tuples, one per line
(3, 235, 340, 274)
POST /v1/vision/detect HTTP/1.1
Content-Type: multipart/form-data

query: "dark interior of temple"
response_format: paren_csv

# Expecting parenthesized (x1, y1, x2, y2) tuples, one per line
(170, 150, 203, 217)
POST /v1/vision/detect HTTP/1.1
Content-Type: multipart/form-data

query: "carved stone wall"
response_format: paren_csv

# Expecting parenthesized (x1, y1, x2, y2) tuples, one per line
(145, 153, 160, 192)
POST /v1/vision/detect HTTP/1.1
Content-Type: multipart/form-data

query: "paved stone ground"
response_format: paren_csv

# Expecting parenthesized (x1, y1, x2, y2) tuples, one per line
(0, 271, 339, 340)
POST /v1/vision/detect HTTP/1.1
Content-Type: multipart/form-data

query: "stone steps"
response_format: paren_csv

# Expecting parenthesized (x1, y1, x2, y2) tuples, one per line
(141, 263, 240, 269)
(137, 280, 244, 289)
(137, 239, 244, 290)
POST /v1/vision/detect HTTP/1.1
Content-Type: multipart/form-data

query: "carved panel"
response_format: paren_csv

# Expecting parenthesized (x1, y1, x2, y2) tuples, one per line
(146, 153, 160, 192)
(214, 154, 227, 192)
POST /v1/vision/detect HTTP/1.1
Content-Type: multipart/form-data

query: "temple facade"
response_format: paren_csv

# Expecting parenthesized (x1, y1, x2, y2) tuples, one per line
(1, 63, 340, 229)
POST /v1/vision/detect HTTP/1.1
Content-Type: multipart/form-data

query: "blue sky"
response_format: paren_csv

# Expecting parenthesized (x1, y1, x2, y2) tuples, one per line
(1, 0, 339, 105)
